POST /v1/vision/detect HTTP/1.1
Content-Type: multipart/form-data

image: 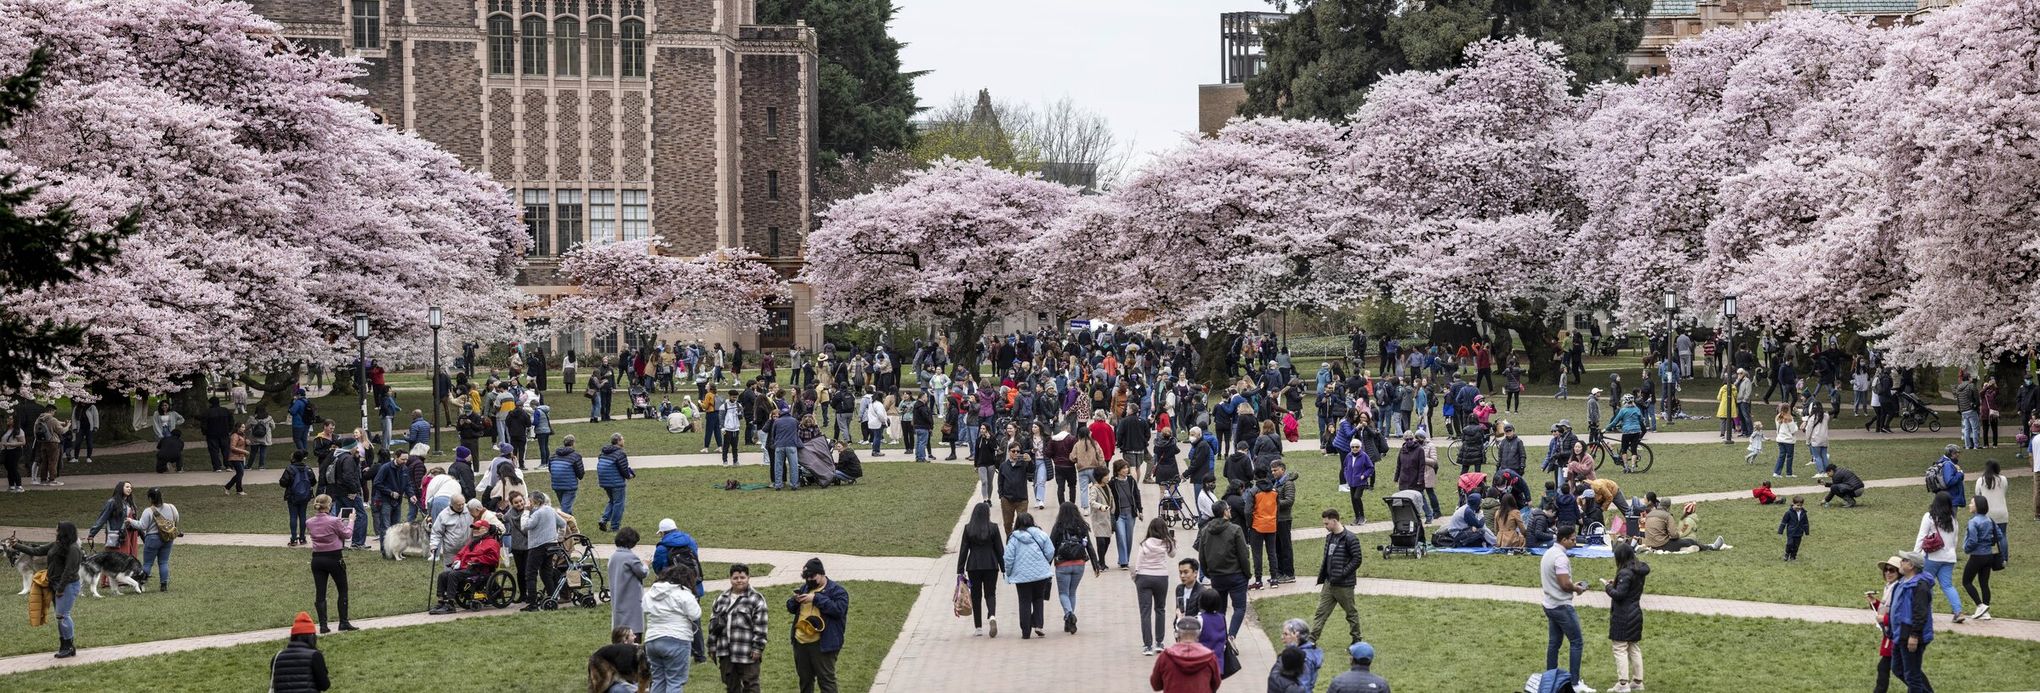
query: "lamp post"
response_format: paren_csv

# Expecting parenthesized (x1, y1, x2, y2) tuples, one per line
(1662, 289, 1678, 375)
(353, 315, 370, 441)
(429, 306, 443, 454)
(1722, 295, 1738, 381)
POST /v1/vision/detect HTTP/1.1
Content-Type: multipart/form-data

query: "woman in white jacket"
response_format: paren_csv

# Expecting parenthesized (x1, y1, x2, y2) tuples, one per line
(642, 564, 701, 692)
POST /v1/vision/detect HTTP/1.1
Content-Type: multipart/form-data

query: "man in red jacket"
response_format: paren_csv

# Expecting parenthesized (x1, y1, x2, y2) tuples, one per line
(1150, 616, 1221, 693)
(429, 520, 502, 614)
(1088, 410, 1117, 465)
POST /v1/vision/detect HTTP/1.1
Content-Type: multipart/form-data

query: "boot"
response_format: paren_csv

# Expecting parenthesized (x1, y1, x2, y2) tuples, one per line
(54, 638, 74, 658)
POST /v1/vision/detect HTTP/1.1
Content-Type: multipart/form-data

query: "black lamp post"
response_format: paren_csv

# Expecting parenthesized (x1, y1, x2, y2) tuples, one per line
(1722, 295, 1738, 381)
(429, 306, 443, 454)
(353, 315, 370, 439)
(1662, 289, 1678, 373)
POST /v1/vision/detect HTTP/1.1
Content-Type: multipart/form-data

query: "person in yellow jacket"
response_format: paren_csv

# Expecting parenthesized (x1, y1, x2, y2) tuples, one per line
(1716, 382, 1737, 444)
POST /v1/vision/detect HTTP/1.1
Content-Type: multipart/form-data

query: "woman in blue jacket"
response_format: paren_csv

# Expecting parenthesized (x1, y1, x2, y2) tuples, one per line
(1003, 512, 1055, 640)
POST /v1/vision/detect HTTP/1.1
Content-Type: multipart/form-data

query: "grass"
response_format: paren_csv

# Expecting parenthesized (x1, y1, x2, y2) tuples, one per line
(1288, 476, 2038, 621)
(0, 580, 918, 693)
(0, 462, 975, 559)
(1253, 593, 2040, 692)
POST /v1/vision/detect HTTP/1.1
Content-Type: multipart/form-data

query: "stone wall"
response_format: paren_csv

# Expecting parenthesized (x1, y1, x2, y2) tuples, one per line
(413, 41, 485, 166)
(650, 46, 721, 254)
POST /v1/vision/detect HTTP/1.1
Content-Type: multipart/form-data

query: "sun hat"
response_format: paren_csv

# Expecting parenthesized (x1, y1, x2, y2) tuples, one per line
(1879, 556, 1903, 572)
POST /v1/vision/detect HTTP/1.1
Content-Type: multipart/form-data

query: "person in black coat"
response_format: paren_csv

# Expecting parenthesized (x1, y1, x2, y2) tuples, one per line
(955, 502, 1004, 635)
(1222, 450, 1254, 490)
(201, 397, 235, 472)
(270, 612, 331, 692)
(1601, 541, 1650, 692)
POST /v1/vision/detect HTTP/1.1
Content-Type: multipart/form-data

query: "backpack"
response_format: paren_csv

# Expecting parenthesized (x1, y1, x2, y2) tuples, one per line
(1924, 462, 1947, 494)
(1054, 528, 1088, 562)
(280, 465, 314, 502)
(1252, 488, 1278, 534)
(299, 400, 317, 424)
(1528, 668, 1574, 693)
(669, 544, 704, 587)
(153, 509, 182, 539)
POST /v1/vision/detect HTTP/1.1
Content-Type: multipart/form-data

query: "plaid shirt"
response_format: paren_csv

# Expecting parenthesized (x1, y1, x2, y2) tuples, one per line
(709, 588, 769, 663)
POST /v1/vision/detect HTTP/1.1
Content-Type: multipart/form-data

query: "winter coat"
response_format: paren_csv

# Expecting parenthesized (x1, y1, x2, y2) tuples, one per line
(1002, 526, 1055, 583)
(1494, 508, 1525, 548)
(1318, 528, 1363, 587)
(1072, 436, 1107, 474)
(1394, 438, 1425, 492)
(269, 640, 331, 693)
(1150, 642, 1222, 693)
(652, 530, 706, 596)
(548, 447, 585, 490)
(1605, 560, 1651, 642)
(596, 445, 634, 488)
(1495, 436, 1526, 475)
(957, 525, 1004, 573)
(1194, 516, 1251, 577)
(643, 580, 702, 645)
(610, 548, 648, 634)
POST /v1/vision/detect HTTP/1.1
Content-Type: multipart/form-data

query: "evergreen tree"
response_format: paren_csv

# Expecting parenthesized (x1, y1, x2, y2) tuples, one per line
(757, 0, 924, 169)
(0, 48, 135, 393)
(1243, 0, 1650, 121)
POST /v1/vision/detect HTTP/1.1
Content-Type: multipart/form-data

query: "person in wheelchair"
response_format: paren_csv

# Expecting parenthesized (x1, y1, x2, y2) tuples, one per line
(429, 519, 503, 614)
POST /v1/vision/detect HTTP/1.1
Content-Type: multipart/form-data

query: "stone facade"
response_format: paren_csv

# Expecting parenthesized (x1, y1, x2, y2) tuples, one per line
(249, 0, 818, 351)
(1628, 0, 1961, 74)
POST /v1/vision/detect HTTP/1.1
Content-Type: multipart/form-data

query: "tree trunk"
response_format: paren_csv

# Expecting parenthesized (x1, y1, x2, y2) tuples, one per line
(328, 363, 359, 398)
(1189, 329, 1240, 390)
(1991, 352, 2024, 411)
(947, 313, 992, 377)
(1428, 318, 1481, 350)
(86, 383, 146, 444)
(239, 368, 301, 417)
(1480, 299, 1557, 386)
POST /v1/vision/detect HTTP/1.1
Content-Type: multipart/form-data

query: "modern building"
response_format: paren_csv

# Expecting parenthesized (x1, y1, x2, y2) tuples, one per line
(1628, 0, 1960, 74)
(246, 0, 819, 354)
(1196, 11, 1285, 136)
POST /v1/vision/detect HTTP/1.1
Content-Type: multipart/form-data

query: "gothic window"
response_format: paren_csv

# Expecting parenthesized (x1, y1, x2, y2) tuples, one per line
(555, 18, 580, 76)
(487, 14, 515, 75)
(521, 16, 548, 75)
(620, 19, 645, 78)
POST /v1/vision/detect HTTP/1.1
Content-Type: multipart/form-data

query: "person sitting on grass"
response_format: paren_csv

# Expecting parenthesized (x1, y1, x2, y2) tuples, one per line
(833, 439, 864, 485)
(1640, 493, 1723, 553)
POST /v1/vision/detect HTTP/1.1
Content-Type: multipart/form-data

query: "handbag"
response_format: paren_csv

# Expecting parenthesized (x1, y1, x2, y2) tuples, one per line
(952, 575, 972, 617)
(1220, 639, 1241, 678)
(1919, 528, 1944, 554)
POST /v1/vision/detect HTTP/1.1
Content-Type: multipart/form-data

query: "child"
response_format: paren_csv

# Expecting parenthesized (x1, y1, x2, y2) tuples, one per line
(1777, 496, 1810, 561)
(1753, 480, 1779, 505)
(1743, 421, 1766, 465)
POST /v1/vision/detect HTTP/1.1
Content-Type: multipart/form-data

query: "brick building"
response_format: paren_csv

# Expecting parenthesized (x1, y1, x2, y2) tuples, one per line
(248, 0, 819, 354)
(1196, 11, 1284, 136)
(1628, 0, 1960, 74)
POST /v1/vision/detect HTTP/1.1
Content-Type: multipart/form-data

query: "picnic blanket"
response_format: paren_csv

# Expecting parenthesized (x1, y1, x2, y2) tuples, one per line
(713, 482, 774, 491)
(1432, 545, 1617, 559)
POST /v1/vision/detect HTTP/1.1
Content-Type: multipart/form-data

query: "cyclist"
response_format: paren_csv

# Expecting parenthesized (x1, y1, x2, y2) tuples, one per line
(1608, 395, 1647, 474)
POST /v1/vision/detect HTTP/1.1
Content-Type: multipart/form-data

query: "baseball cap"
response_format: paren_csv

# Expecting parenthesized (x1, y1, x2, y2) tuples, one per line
(658, 518, 678, 534)
(1348, 641, 1375, 661)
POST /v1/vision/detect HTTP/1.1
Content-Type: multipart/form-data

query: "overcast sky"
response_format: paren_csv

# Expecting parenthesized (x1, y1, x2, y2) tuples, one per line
(892, 0, 1264, 169)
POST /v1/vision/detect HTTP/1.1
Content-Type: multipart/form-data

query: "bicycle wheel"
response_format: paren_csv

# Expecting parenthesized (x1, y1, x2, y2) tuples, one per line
(1632, 444, 1654, 473)
(1901, 416, 1919, 433)
(1926, 414, 1941, 432)
(1589, 442, 1610, 471)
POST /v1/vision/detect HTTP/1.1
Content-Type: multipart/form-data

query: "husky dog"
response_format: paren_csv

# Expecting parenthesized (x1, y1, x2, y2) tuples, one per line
(79, 549, 146, 597)
(381, 518, 429, 560)
(3, 536, 48, 595)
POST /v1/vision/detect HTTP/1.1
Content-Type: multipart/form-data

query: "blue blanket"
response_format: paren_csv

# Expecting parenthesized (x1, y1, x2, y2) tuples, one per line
(1431, 545, 1616, 559)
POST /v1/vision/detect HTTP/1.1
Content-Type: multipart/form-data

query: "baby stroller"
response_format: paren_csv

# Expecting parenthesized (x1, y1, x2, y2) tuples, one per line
(625, 385, 651, 419)
(797, 436, 839, 487)
(539, 533, 610, 609)
(1155, 476, 1193, 530)
(1378, 489, 1428, 559)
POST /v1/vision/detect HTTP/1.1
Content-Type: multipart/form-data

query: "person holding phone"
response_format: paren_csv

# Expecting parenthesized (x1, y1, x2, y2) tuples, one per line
(787, 558, 849, 693)
(305, 494, 357, 634)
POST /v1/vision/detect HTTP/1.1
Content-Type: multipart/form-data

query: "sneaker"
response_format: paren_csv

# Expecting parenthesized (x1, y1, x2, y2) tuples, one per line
(988, 616, 998, 639)
(1953, 613, 1966, 624)
(974, 627, 983, 637)
(1143, 646, 1157, 656)
(1612, 684, 1632, 693)
(1974, 604, 1992, 620)
(1573, 683, 1598, 693)
(48, 481, 61, 486)
(1249, 581, 1264, 590)
(1630, 684, 1644, 691)
(1710, 536, 1725, 551)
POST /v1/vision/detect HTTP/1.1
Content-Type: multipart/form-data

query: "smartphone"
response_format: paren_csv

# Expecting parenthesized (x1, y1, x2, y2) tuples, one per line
(340, 508, 355, 519)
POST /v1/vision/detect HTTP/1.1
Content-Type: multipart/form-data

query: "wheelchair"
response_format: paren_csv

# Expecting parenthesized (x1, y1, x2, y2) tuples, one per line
(453, 568, 518, 610)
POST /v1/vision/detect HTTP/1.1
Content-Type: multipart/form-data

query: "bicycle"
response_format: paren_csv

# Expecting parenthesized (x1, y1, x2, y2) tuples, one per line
(1586, 427, 1654, 474)
(1442, 437, 1499, 471)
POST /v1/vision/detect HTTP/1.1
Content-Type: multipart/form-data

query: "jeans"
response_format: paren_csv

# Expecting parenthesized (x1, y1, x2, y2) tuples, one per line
(1891, 636, 1930, 693)
(977, 467, 996, 501)
(645, 636, 692, 693)
(1078, 469, 1098, 508)
(291, 425, 310, 452)
(53, 579, 79, 639)
(142, 534, 172, 587)
(287, 499, 309, 543)
(1133, 573, 1169, 648)
(602, 485, 627, 528)
(1925, 558, 1961, 614)
(1544, 604, 1584, 680)
(1055, 563, 1085, 617)
(914, 429, 931, 462)
(1249, 529, 1273, 580)
(1055, 467, 1077, 505)
(1114, 512, 1136, 566)
(251, 444, 269, 469)
(1209, 572, 1249, 636)
(1033, 461, 1049, 504)
(553, 487, 577, 516)
(869, 427, 883, 455)
(1962, 410, 1981, 448)
(337, 496, 368, 547)
(1810, 445, 1830, 474)
(428, 495, 451, 523)
(1773, 442, 1796, 476)
(773, 447, 801, 489)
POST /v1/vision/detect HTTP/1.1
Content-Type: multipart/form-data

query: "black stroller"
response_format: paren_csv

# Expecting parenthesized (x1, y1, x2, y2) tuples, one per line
(1377, 489, 1428, 559)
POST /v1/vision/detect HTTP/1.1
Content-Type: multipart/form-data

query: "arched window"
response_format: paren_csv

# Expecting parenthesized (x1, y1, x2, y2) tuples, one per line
(587, 19, 614, 77)
(521, 16, 548, 75)
(620, 19, 645, 78)
(487, 14, 514, 75)
(555, 18, 580, 76)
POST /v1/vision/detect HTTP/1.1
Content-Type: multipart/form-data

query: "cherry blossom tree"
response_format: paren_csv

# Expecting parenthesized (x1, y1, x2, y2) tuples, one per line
(548, 239, 788, 335)
(801, 157, 1076, 368)
(0, 0, 526, 410)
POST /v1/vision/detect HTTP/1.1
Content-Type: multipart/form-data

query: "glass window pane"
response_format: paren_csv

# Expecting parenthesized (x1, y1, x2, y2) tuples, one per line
(522, 189, 551, 256)
(352, 1, 381, 49)
(588, 20, 613, 77)
(488, 16, 515, 75)
(620, 20, 645, 78)
(621, 189, 647, 241)
(556, 190, 584, 252)
(521, 17, 548, 76)
(589, 189, 617, 244)
(555, 19, 580, 77)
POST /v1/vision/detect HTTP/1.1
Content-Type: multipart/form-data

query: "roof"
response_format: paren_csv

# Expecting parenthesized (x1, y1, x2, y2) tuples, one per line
(1810, 0, 1918, 11)
(1648, 0, 1696, 16)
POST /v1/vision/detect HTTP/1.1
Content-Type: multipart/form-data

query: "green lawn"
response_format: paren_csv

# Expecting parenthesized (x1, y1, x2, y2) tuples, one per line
(0, 580, 917, 693)
(1, 462, 975, 559)
(1253, 593, 2040, 692)
(1289, 476, 2037, 621)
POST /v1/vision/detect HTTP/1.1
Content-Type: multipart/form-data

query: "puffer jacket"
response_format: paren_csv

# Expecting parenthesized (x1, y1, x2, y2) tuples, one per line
(269, 639, 331, 693)
(1606, 559, 1651, 642)
(596, 444, 633, 488)
(1394, 438, 1426, 491)
(548, 447, 585, 490)
(1495, 436, 1526, 475)
(1002, 527, 1055, 583)
(1317, 527, 1362, 587)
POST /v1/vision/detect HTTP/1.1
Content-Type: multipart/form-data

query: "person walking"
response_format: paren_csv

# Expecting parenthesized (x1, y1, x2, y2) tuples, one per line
(85, 481, 137, 565)
(787, 558, 849, 693)
(128, 487, 180, 592)
(1889, 551, 1936, 692)
(611, 527, 648, 641)
(1003, 512, 1055, 640)
(304, 494, 357, 633)
(20, 522, 84, 657)
(1913, 491, 1965, 623)
(1148, 616, 1221, 693)
(709, 563, 769, 693)
(1772, 407, 1799, 478)
(549, 436, 585, 516)
(249, 408, 275, 470)
(957, 503, 1005, 637)
(1132, 517, 1176, 655)
(643, 564, 702, 693)
(1805, 407, 1831, 474)
(1087, 471, 1116, 575)
(1962, 496, 2001, 621)
(1541, 524, 1596, 693)
(1195, 499, 1252, 637)
(1109, 461, 1144, 570)
(32, 409, 67, 485)
(597, 434, 635, 533)
(1602, 541, 1650, 693)
(1975, 460, 2010, 561)
(518, 492, 565, 611)
(1311, 508, 1364, 644)
(997, 444, 1032, 534)
(269, 612, 331, 693)
(280, 451, 316, 545)
(1049, 502, 1097, 635)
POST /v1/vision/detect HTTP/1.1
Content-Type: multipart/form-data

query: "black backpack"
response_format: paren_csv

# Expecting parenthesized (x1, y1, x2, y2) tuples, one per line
(1054, 528, 1088, 562)
(1924, 462, 1947, 493)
